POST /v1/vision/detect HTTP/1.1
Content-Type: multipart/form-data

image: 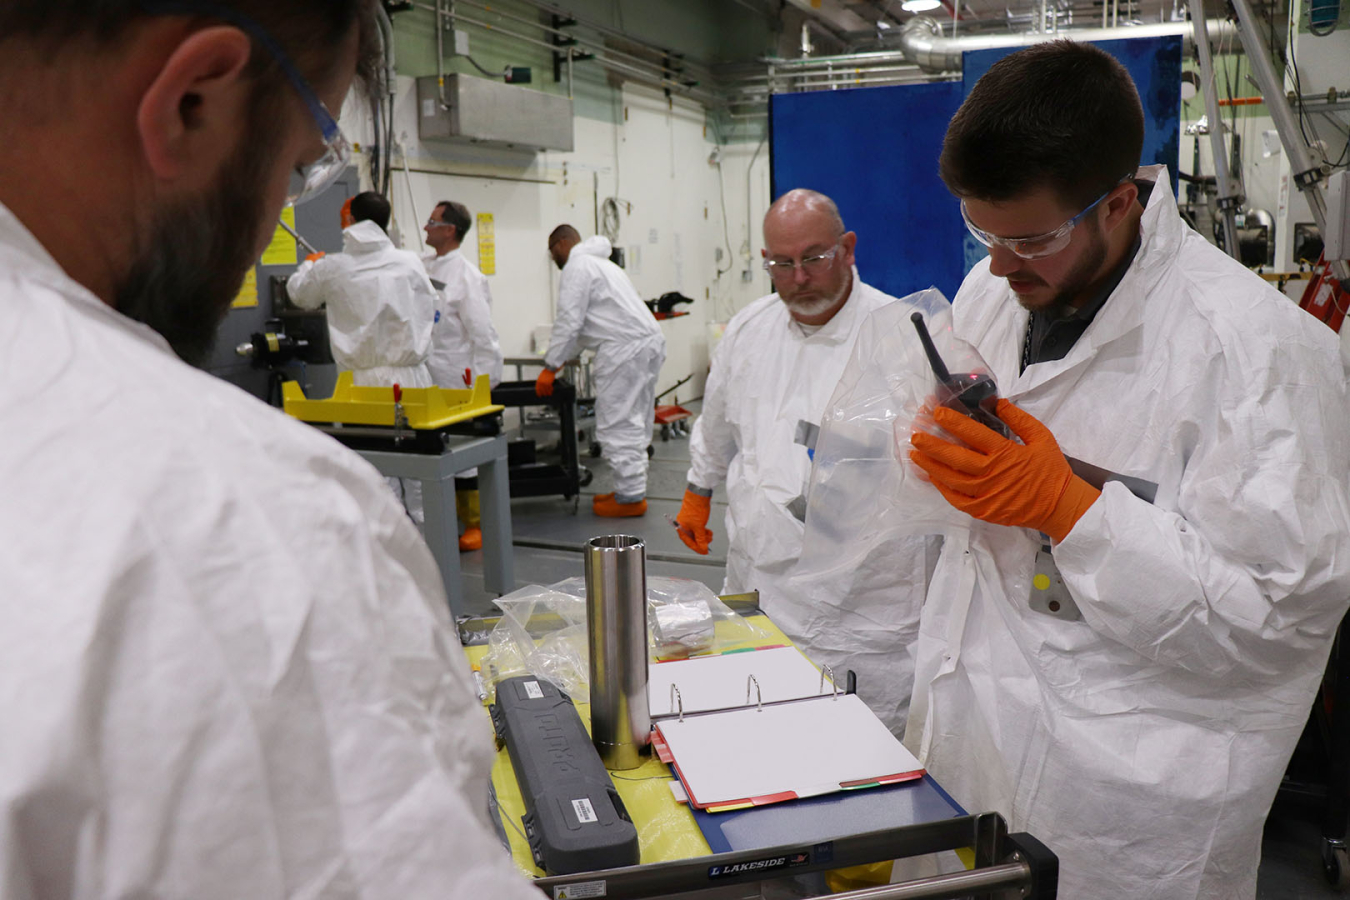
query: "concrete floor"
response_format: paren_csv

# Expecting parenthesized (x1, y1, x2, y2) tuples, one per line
(457, 414, 1347, 898)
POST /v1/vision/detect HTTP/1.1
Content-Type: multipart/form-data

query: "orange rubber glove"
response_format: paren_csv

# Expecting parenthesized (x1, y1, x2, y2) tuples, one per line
(304, 251, 325, 263)
(674, 490, 714, 554)
(909, 398, 1100, 543)
(534, 367, 556, 397)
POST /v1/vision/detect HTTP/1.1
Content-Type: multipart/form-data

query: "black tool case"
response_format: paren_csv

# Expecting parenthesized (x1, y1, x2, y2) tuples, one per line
(490, 675, 640, 875)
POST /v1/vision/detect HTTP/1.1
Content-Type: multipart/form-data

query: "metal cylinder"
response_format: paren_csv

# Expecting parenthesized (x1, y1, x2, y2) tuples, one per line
(585, 535, 650, 769)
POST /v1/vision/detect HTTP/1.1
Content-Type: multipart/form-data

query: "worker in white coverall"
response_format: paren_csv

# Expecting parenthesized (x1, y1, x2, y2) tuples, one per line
(0, 4, 538, 897)
(905, 42, 1350, 899)
(538, 224, 666, 517)
(675, 189, 928, 736)
(287, 190, 439, 524)
(423, 199, 503, 551)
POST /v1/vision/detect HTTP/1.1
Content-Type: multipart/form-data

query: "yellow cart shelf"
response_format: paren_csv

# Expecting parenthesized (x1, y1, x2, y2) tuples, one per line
(283, 371, 504, 429)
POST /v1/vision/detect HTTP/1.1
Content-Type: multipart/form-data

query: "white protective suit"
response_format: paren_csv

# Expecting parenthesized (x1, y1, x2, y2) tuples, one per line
(687, 272, 930, 735)
(906, 166, 1350, 899)
(288, 219, 438, 521)
(423, 248, 503, 389)
(545, 236, 666, 499)
(287, 219, 437, 388)
(0, 203, 539, 899)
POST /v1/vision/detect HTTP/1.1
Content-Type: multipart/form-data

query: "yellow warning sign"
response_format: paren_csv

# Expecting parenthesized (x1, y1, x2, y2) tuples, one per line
(477, 212, 496, 275)
(231, 267, 258, 309)
(261, 207, 298, 267)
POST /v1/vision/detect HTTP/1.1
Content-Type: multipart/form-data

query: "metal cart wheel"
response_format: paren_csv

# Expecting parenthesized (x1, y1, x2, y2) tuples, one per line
(589, 441, 602, 458)
(578, 466, 593, 488)
(660, 424, 671, 441)
(1324, 842, 1350, 889)
(646, 444, 655, 459)
(570, 494, 580, 515)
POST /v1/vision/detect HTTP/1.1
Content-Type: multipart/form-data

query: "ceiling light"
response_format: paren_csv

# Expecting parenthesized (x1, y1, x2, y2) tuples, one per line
(901, 0, 943, 11)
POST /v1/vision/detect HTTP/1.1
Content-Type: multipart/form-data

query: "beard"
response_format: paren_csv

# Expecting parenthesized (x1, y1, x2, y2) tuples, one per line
(1014, 222, 1108, 320)
(113, 105, 282, 367)
(781, 271, 851, 320)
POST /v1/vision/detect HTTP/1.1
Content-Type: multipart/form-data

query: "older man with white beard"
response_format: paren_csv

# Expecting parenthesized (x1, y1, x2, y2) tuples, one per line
(674, 189, 928, 735)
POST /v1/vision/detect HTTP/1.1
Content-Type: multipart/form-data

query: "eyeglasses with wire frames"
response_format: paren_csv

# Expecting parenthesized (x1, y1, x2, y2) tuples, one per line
(762, 241, 844, 278)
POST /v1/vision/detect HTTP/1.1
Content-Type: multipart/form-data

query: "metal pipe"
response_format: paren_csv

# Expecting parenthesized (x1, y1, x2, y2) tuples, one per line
(427, 0, 716, 87)
(511, 0, 717, 76)
(585, 535, 650, 770)
(277, 216, 319, 255)
(807, 861, 1033, 899)
(424, 4, 719, 105)
(435, 0, 447, 110)
(1228, 0, 1348, 281)
(897, 15, 1238, 72)
(1188, 0, 1242, 258)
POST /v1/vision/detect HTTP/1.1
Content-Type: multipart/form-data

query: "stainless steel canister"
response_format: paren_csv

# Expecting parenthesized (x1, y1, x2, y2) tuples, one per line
(585, 534, 650, 769)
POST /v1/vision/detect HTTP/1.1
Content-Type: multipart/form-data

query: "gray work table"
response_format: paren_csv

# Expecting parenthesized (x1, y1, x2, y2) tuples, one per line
(356, 433, 513, 618)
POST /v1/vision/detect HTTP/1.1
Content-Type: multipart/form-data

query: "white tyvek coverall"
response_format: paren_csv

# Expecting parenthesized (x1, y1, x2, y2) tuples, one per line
(545, 236, 665, 499)
(0, 203, 539, 900)
(423, 249, 502, 389)
(288, 220, 438, 520)
(687, 273, 929, 735)
(905, 167, 1350, 899)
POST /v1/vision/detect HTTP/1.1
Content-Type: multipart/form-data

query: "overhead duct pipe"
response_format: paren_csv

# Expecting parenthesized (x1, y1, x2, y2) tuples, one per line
(898, 16, 1239, 73)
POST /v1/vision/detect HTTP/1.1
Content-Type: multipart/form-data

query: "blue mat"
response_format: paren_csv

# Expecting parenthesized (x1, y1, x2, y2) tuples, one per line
(692, 774, 966, 854)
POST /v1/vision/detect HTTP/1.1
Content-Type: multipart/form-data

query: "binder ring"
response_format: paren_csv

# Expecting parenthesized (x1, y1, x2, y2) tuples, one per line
(746, 674, 763, 712)
(819, 664, 839, 700)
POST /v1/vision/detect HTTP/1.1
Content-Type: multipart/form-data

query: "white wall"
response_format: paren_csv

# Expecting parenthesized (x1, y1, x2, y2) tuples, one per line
(343, 75, 754, 401)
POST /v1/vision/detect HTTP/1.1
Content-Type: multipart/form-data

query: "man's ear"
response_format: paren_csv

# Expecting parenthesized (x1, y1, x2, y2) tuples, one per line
(1102, 182, 1140, 235)
(136, 26, 253, 181)
(841, 230, 858, 266)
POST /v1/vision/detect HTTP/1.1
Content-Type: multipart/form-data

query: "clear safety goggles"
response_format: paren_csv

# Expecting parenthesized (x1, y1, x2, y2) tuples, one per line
(426, 217, 454, 229)
(762, 241, 842, 278)
(139, 1, 351, 206)
(960, 185, 1116, 260)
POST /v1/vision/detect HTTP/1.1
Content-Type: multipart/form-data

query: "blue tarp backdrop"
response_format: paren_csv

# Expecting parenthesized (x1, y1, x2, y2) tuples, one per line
(769, 35, 1182, 301)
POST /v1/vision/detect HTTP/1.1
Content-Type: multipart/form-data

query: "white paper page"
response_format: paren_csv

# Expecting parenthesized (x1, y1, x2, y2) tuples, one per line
(648, 646, 831, 715)
(656, 694, 923, 809)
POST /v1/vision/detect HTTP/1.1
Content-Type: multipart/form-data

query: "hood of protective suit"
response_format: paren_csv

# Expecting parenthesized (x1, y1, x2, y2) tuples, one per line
(342, 219, 393, 254)
(573, 235, 612, 259)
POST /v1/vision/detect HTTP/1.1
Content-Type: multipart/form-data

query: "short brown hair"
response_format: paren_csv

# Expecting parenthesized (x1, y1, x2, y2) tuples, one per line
(939, 41, 1144, 209)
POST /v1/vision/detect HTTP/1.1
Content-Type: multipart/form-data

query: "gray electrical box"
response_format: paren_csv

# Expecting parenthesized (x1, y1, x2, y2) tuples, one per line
(416, 74, 573, 152)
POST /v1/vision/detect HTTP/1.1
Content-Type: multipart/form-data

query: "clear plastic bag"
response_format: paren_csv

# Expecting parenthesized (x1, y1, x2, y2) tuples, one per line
(799, 287, 1004, 578)
(477, 576, 769, 701)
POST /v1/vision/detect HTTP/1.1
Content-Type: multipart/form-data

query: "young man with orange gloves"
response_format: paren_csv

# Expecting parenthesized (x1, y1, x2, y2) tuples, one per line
(904, 41, 1350, 899)
(674, 189, 928, 735)
(538, 224, 665, 517)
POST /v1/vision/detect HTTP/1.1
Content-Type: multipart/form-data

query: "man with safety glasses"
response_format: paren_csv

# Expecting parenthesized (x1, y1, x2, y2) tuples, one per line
(676, 188, 928, 735)
(905, 41, 1350, 898)
(0, 2, 539, 897)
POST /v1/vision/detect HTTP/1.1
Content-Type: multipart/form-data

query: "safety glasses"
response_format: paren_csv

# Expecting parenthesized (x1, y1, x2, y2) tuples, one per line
(141, 1, 352, 206)
(961, 186, 1116, 261)
(426, 218, 454, 229)
(762, 241, 843, 278)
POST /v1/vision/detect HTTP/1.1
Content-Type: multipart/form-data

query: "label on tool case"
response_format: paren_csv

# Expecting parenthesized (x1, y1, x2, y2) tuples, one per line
(524, 680, 544, 699)
(571, 797, 598, 824)
(708, 851, 811, 879)
(553, 881, 606, 899)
